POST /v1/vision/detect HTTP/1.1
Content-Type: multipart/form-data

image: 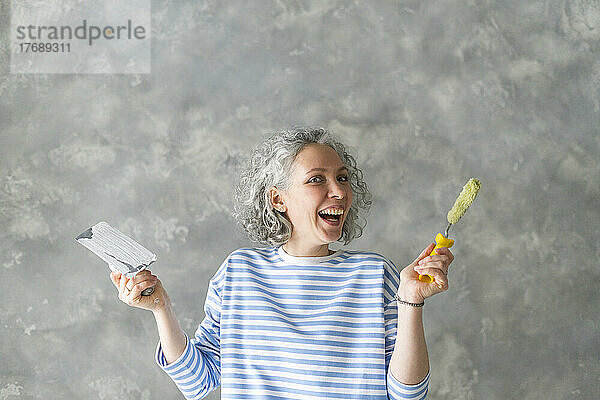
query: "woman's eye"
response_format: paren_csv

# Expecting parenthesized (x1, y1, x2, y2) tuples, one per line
(308, 175, 348, 183)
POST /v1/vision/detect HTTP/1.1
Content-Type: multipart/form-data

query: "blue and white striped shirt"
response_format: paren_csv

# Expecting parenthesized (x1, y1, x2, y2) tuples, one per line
(156, 245, 430, 399)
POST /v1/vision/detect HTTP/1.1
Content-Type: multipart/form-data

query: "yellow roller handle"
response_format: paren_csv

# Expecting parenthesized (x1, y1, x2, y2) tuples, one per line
(418, 232, 454, 283)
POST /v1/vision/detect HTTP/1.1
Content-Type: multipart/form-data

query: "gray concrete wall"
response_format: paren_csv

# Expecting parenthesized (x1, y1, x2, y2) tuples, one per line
(1, 1, 598, 399)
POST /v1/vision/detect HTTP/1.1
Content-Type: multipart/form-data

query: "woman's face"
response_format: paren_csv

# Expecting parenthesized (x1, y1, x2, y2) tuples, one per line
(271, 143, 353, 249)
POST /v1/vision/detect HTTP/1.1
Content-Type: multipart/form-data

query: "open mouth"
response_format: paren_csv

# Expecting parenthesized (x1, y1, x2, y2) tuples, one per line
(318, 209, 343, 224)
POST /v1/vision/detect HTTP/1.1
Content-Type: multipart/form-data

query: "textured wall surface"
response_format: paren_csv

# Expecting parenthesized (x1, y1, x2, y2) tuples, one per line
(1, 1, 599, 399)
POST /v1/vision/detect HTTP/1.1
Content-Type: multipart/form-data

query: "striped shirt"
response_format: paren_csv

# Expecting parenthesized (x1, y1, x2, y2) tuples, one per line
(155, 246, 430, 399)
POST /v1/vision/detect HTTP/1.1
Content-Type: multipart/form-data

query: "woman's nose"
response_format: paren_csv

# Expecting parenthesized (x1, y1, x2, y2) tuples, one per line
(328, 181, 346, 199)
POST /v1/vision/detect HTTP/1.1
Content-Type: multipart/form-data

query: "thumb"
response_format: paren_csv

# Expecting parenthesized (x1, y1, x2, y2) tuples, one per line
(411, 242, 436, 265)
(109, 271, 121, 288)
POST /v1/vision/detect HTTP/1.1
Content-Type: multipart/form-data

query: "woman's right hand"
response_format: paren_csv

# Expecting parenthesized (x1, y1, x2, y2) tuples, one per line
(109, 270, 169, 313)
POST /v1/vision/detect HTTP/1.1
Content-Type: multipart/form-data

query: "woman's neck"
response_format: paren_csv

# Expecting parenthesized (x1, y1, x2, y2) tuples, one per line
(282, 242, 332, 257)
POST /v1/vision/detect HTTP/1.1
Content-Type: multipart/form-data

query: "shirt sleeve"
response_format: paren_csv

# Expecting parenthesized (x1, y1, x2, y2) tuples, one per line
(154, 256, 228, 400)
(387, 370, 430, 400)
(382, 256, 430, 400)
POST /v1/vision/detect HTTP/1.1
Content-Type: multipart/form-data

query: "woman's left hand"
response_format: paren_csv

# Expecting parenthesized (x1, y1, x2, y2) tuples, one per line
(397, 242, 454, 303)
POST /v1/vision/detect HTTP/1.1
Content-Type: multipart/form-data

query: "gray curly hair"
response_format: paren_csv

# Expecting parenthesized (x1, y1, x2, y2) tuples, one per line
(232, 126, 372, 247)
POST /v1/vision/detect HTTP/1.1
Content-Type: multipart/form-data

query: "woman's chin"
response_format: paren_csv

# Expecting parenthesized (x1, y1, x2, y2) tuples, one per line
(319, 229, 343, 243)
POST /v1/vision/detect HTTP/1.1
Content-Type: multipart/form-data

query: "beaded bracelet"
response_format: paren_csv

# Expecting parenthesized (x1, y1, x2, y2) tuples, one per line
(394, 292, 424, 307)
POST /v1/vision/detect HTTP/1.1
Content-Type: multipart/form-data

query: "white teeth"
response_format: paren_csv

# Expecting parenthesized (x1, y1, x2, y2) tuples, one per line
(319, 208, 344, 216)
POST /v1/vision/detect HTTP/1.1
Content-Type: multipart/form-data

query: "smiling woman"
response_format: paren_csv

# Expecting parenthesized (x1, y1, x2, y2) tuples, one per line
(111, 126, 452, 400)
(268, 143, 354, 255)
(232, 127, 372, 251)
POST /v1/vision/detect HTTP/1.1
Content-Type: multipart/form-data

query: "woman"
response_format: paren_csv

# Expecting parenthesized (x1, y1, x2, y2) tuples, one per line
(110, 126, 453, 399)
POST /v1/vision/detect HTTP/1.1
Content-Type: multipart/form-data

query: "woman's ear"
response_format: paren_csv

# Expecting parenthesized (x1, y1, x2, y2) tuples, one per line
(269, 186, 286, 212)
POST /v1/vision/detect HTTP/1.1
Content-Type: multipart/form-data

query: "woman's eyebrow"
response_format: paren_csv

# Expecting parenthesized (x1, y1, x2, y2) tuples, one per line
(305, 166, 348, 175)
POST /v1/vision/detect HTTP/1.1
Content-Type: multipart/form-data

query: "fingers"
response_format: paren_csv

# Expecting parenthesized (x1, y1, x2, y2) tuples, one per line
(127, 270, 156, 292)
(127, 271, 155, 287)
(401, 246, 455, 300)
(413, 266, 449, 290)
(413, 247, 454, 290)
(413, 242, 436, 264)
(109, 271, 120, 288)
(118, 273, 128, 300)
(129, 277, 157, 298)
(416, 257, 448, 274)
(416, 248, 454, 271)
(433, 247, 454, 262)
(112, 269, 158, 306)
(110, 270, 154, 289)
(118, 275, 138, 304)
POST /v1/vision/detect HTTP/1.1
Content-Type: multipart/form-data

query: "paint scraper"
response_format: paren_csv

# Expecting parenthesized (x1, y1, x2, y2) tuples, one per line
(75, 221, 156, 296)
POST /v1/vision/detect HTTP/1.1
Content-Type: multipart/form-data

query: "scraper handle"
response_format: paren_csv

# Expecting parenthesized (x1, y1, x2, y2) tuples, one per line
(141, 286, 155, 296)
